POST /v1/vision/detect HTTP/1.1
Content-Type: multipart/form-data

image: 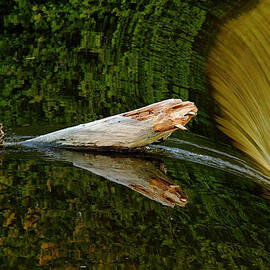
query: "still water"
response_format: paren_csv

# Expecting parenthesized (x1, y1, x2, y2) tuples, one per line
(1, 0, 270, 269)
(1, 129, 270, 269)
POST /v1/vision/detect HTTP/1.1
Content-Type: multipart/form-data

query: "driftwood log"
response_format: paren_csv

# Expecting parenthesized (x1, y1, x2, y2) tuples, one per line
(0, 123, 4, 146)
(53, 150, 188, 207)
(21, 99, 197, 151)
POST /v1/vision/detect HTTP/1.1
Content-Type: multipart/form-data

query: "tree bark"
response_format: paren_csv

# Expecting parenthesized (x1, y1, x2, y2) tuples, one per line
(21, 99, 197, 151)
(0, 123, 4, 147)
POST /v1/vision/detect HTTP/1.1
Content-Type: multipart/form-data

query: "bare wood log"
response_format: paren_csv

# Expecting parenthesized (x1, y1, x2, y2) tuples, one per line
(21, 99, 197, 151)
(53, 150, 188, 207)
(0, 123, 4, 147)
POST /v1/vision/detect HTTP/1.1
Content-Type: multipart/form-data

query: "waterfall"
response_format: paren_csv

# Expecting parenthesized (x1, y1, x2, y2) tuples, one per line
(208, 0, 270, 174)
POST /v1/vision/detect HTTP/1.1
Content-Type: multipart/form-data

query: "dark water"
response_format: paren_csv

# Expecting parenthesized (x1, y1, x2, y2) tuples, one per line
(1, 130, 270, 269)
(1, 0, 270, 269)
(0, 0, 252, 138)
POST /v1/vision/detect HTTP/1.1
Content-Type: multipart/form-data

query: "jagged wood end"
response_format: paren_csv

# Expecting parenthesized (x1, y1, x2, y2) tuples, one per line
(20, 99, 197, 151)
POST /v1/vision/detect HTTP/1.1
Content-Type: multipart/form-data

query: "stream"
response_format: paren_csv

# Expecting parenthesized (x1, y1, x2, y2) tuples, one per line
(1, 0, 270, 269)
(1, 129, 270, 269)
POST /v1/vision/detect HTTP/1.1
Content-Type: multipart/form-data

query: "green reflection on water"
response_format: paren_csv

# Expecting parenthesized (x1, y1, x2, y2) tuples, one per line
(0, 0, 249, 138)
(1, 134, 270, 269)
(1, 0, 269, 269)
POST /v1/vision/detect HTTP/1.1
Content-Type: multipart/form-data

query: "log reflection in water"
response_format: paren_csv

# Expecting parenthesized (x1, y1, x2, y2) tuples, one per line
(53, 150, 187, 207)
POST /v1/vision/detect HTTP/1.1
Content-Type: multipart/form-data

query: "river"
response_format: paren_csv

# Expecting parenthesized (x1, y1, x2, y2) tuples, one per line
(1, 0, 270, 269)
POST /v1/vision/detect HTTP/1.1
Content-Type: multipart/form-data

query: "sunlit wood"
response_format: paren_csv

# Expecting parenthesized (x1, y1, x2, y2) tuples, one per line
(21, 99, 197, 151)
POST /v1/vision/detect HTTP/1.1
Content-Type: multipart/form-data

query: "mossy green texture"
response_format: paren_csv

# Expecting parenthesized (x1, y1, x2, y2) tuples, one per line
(0, 0, 246, 137)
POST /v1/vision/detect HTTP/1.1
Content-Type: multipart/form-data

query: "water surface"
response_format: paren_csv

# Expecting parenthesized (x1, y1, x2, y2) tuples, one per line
(1, 130, 270, 269)
(1, 0, 270, 269)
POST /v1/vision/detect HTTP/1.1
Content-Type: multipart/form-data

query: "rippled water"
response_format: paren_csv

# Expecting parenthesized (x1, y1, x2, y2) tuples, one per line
(1, 0, 270, 269)
(1, 128, 270, 269)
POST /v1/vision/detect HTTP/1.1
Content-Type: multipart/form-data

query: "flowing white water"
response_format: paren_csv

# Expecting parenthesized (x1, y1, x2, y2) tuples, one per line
(208, 0, 270, 175)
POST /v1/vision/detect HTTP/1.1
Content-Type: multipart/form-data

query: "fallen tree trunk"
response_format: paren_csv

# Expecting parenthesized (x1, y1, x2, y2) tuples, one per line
(0, 123, 4, 147)
(21, 99, 197, 151)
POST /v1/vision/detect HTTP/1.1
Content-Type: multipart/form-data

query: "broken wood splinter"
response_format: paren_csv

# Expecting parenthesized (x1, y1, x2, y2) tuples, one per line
(5, 99, 197, 151)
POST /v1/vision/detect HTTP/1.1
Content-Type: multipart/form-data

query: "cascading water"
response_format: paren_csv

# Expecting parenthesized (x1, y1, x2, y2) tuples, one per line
(208, 0, 270, 174)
